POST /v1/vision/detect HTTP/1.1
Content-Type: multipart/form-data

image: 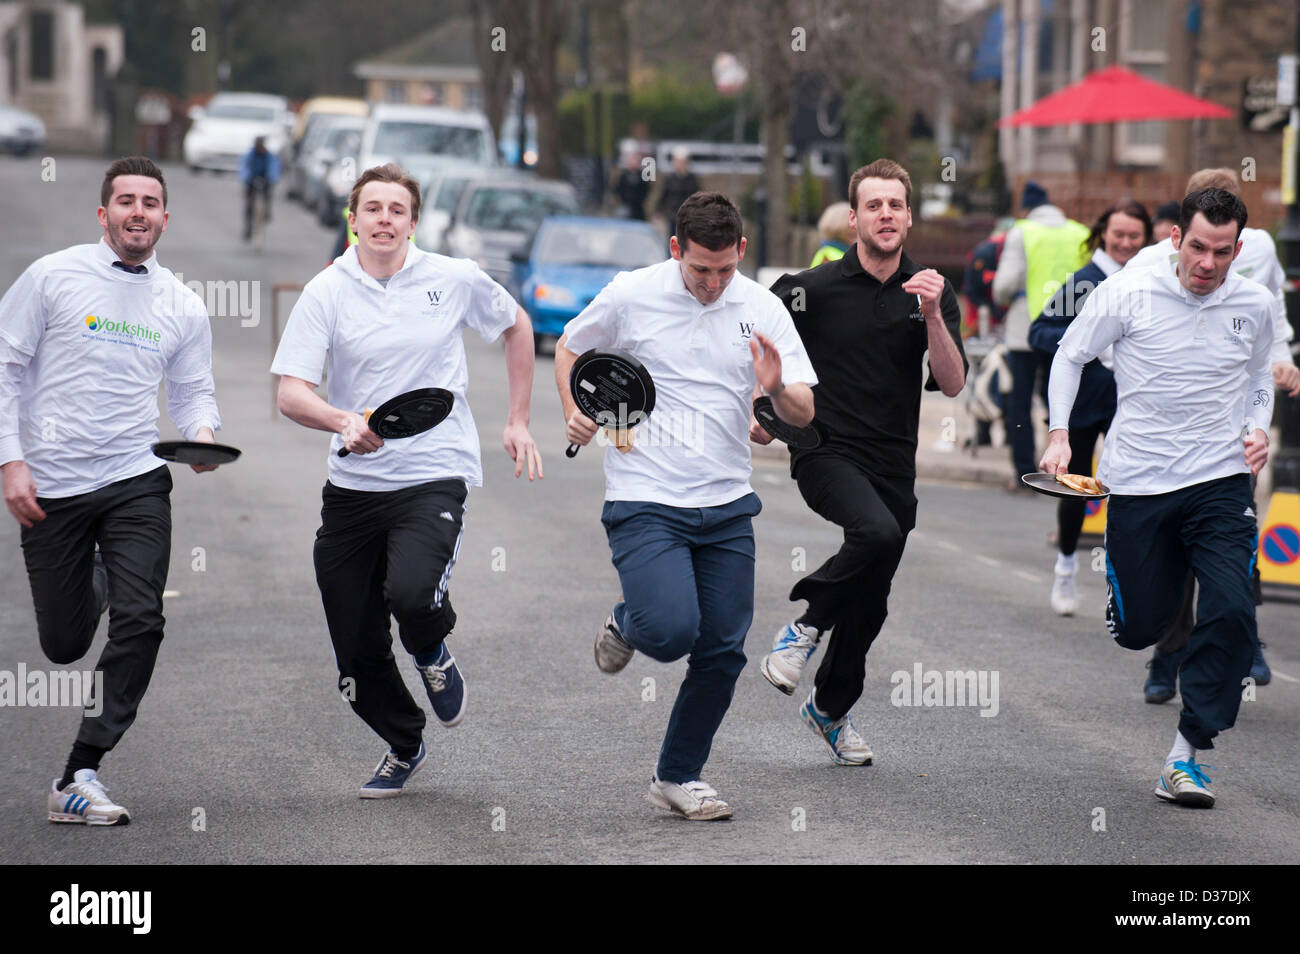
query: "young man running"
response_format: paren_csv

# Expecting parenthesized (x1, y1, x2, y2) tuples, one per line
(557, 192, 816, 819)
(0, 156, 223, 824)
(760, 159, 967, 765)
(1041, 189, 1274, 808)
(273, 163, 542, 798)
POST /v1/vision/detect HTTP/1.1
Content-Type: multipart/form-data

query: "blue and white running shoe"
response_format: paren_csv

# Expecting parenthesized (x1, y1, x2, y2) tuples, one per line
(1155, 758, 1215, 808)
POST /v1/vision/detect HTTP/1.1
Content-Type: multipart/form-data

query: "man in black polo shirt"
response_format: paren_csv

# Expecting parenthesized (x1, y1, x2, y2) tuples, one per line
(760, 158, 967, 764)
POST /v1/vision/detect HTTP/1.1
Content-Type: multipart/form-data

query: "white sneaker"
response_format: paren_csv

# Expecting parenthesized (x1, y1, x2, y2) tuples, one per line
(646, 776, 733, 820)
(1051, 566, 1078, 616)
(760, 621, 822, 695)
(48, 769, 130, 826)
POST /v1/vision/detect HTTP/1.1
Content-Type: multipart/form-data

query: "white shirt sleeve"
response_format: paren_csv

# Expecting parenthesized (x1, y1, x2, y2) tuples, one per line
(761, 293, 818, 388)
(1245, 302, 1277, 434)
(1048, 282, 1125, 431)
(164, 297, 221, 440)
(562, 275, 623, 353)
(271, 283, 334, 385)
(0, 338, 32, 465)
(0, 265, 44, 465)
(464, 266, 519, 343)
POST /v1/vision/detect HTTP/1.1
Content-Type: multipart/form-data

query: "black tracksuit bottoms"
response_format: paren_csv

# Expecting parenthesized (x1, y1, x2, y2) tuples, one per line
(313, 478, 467, 756)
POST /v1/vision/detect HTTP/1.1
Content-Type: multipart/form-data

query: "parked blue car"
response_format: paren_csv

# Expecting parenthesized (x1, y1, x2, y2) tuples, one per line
(513, 216, 664, 352)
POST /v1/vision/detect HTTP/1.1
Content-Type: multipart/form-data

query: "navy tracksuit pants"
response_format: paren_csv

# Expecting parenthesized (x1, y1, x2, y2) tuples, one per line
(1104, 474, 1257, 749)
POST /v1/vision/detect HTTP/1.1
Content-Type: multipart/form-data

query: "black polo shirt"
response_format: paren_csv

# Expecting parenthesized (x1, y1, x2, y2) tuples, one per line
(770, 246, 967, 478)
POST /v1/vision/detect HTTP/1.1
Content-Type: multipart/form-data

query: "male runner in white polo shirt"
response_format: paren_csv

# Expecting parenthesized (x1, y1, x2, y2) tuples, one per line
(1041, 189, 1274, 809)
(1124, 168, 1297, 697)
(557, 191, 817, 820)
(0, 156, 222, 825)
(273, 163, 542, 798)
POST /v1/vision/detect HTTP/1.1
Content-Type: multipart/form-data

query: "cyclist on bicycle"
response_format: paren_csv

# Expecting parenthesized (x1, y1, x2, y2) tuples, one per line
(239, 136, 280, 241)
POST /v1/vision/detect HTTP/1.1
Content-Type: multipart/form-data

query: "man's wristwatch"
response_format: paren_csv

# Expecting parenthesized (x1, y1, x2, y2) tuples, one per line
(766, 381, 786, 398)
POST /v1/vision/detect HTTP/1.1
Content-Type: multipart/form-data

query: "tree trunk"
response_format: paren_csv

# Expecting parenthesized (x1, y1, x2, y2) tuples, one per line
(471, 0, 516, 150)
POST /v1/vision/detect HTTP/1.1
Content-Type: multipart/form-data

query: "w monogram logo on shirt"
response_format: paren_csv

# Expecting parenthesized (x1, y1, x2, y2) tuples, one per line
(427, 289, 444, 307)
(1231, 317, 1244, 335)
(738, 321, 754, 339)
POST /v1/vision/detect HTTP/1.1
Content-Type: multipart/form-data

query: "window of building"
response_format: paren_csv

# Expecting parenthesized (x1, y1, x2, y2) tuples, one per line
(386, 81, 406, 104)
(29, 10, 54, 81)
(1115, 0, 1167, 166)
(464, 84, 483, 112)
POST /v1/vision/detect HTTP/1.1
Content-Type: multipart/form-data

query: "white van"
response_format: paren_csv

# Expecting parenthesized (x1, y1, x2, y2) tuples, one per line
(358, 104, 496, 174)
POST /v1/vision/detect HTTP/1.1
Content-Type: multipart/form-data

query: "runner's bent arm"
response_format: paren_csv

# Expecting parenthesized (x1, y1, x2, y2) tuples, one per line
(500, 305, 543, 480)
(554, 335, 598, 447)
(1041, 285, 1124, 474)
(276, 374, 382, 455)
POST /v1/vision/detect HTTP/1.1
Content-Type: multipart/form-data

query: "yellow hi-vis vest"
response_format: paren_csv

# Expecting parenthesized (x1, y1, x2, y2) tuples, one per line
(1018, 217, 1089, 322)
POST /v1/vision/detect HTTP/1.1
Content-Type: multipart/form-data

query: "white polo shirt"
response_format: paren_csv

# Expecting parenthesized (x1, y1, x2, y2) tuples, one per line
(1125, 228, 1294, 365)
(0, 239, 220, 498)
(562, 258, 817, 507)
(271, 244, 516, 491)
(1049, 260, 1275, 495)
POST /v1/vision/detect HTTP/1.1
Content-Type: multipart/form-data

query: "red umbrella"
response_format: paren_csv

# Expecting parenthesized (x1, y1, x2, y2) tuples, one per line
(997, 65, 1233, 127)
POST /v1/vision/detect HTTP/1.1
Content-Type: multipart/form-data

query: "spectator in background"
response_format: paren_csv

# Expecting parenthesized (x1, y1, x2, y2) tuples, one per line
(1029, 198, 1152, 616)
(655, 146, 701, 249)
(239, 136, 280, 241)
(613, 150, 650, 221)
(992, 181, 1089, 490)
(1151, 201, 1180, 243)
(960, 217, 1013, 338)
(809, 202, 853, 267)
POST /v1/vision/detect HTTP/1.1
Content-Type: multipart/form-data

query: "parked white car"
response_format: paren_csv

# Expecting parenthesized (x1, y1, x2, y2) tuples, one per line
(183, 92, 291, 173)
(0, 103, 46, 156)
(358, 104, 496, 173)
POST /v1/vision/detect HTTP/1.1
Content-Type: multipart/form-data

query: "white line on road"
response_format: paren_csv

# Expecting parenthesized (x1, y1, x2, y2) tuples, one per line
(1271, 670, 1299, 684)
(1013, 570, 1044, 583)
(975, 555, 1001, 568)
(937, 540, 960, 553)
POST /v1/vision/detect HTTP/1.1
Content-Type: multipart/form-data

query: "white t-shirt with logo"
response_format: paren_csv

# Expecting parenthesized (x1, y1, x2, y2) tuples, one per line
(1125, 228, 1293, 364)
(271, 244, 517, 491)
(0, 240, 220, 497)
(562, 258, 817, 507)
(1050, 261, 1275, 495)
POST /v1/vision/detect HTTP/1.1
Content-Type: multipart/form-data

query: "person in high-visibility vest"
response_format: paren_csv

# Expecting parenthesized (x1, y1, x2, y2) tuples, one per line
(810, 202, 853, 267)
(993, 181, 1089, 489)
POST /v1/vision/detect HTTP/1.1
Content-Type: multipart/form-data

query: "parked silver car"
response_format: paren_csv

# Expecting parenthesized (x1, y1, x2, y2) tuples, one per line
(443, 172, 580, 288)
(0, 103, 46, 156)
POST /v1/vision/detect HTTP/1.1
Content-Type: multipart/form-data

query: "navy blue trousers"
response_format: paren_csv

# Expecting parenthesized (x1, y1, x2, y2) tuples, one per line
(1104, 475, 1257, 749)
(602, 493, 761, 784)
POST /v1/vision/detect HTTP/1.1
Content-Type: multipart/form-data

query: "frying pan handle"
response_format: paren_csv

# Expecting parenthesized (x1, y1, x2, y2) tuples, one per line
(566, 443, 580, 458)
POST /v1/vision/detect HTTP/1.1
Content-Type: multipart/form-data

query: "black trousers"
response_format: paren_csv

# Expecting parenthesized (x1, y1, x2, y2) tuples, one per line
(1104, 475, 1256, 750)
(1057, 420, 1109, 556)
(789, 453, 917, 720)
(20, 466, 173, 752)
(313, 478, 467, 755)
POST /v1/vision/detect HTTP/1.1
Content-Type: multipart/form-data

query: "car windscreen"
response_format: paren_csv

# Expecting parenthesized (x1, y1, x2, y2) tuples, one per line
(206, 104, 277, 122)
(321, 125, 361, 154)
(373, 122, 490, 162)
(433, 177, 471, 213)
(535, 224, 663, 268)
(464, 187, 579, 233)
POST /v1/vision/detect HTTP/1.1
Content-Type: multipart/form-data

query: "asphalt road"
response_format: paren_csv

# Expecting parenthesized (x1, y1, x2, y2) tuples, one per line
(0, 157, 1296, 865)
